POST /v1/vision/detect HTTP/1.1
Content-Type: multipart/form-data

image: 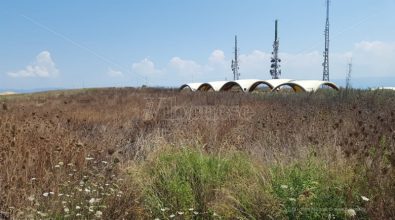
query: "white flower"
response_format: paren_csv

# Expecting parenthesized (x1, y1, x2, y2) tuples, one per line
(169, 214, 175, 218)
(95, 210, 102, 218)
(280, 185, 288, 189)
(49, 192, 55, 195)
(89, 206, 94, 212)
(31, 178, 37, 181)
(76, 206, 81, 210)
(177, 211, 184, 215)
(85, 188, 91, 193)
(58, 162, 64, 166)
(193, 211, 199, 215)
(101, 161, 108, 164)
(76, 213, 82, 216)
(89, 198, 96, 204)
(42, 192, 49, 197)
(289, 198, 296, 202)
(188, 208, 194, 211)
(85, 157, 94, 161)
(361, 196, 370, 202)
(54, 165, 60, 168)
(345, 208, 356, 217)
(64, 207, 70, 213)
(160, 207, 169, 212)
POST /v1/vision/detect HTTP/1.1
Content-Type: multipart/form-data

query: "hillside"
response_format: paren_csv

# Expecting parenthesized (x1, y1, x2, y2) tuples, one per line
(0, 88, 394, 219)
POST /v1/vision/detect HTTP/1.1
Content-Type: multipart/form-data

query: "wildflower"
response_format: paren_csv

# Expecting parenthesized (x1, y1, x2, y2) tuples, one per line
(54, 165, 60, 168)
(37, 211, 48, 217)
(188, 208, 194, 211)
(280, 184, 288, 189)
(31, 178, 37, 181)
(58, 193, 64, 197)
(193, 211, 199, 215)
(85, 157, 94, 161)
(67, 163, 74, 166)
(58, 161, 64, 166)
(95, 210, 103, 218)
(85, 188, 91, 193)
(345, 208, 356, 217)
(42, 192, 49, 197)
(64, 207, 70, 213)
(62, 201, 67, 204)
(76, 213, 82, 216)
(361, 196, 370, 202)
(89, 206, 94, 212)
(289, 198, 296, 202)
(169, 214, 175, 218)
(49, 192, 55, 195)
(101, 161, 108, 164)
(89, 198, 96, 204)
(177, 211, 184, 215)
(160, 207, 169, 212)
(76, 206, 81, 210)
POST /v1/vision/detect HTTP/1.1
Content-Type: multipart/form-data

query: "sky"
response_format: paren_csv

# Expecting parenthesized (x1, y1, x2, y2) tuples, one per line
(1, 0, 395, 91)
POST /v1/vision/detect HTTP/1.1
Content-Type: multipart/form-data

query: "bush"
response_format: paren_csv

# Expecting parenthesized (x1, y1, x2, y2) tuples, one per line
(270, 155, 368, 219)
(135, 147, 279, 219)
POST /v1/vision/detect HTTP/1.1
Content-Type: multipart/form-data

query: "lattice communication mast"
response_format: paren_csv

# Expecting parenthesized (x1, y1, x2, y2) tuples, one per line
(270, 20, 281, 79)
(231, 35, 240, 81)
(322, 0, 330, 81)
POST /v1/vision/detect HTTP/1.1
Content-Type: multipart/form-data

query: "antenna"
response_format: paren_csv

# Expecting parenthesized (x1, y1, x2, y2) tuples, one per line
(322, 0, 330, 81)
(231, 35, 240, 80)
(346, 58, 352, 89)
(270, 19, 281, 79)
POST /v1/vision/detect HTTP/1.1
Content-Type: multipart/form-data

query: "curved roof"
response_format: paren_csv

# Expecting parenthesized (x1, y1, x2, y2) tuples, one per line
(272, 80, 339, 92)
(197, 81, 229, 91)
(179, 83, 204, 91)
(219, 79, 294, 92)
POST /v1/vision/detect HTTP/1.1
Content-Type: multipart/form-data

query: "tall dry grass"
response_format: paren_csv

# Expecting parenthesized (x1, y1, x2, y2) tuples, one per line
(0, 88, 394, 219)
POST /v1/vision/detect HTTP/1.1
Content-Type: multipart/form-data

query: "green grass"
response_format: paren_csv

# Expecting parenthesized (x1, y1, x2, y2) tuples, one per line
(131, 147, 370, 220)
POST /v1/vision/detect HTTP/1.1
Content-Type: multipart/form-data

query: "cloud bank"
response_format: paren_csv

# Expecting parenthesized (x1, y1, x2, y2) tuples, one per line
(129, 40, 395, 85)
(8, 51, 59, 78)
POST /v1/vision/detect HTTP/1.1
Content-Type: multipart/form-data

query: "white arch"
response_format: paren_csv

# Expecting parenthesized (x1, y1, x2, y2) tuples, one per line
(219, 79, 295, 92)
(272, 80, 339, 92)
(179, 83, 204, 91)
(197, 81, 230, 91)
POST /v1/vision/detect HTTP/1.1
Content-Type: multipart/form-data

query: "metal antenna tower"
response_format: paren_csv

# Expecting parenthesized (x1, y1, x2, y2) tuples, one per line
(346, 58, 352, 89)
(322, 0, 330, 81)
(231, 35, 240, 80)
(270, 20, 281, 79)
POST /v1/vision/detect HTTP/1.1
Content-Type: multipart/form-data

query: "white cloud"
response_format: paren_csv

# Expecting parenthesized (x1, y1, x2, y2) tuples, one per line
(131, 40, 395, 85)
(8, 51, 59, 78)
(132, 58, 162, 76)
(209, 49, 226, 63)
(107, 68, 123, 77)
(168, 57, 202, 76)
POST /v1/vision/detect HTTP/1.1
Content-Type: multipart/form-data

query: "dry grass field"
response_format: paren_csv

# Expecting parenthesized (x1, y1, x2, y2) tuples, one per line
(0, 88, 394, 219)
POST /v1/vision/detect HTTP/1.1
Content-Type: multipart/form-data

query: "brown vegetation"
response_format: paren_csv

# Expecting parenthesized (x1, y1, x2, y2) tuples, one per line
(0, 88, 394, 219)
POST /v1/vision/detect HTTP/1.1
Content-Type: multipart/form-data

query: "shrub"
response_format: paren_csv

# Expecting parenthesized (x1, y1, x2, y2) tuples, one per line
(270, 155, 368, 219)
(135, 147, 279, 219)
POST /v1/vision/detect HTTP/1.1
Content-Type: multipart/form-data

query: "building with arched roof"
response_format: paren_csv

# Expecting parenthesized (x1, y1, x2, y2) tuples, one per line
(219, 79, 295, 92)
(272, 80, 339, 92)
(197, 81, 229, 92)
(179, 83, 204, 92)
(179, 79, 339, 93)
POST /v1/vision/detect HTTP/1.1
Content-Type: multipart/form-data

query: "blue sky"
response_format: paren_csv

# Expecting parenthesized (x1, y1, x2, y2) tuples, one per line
(1, 0, 394, 90)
